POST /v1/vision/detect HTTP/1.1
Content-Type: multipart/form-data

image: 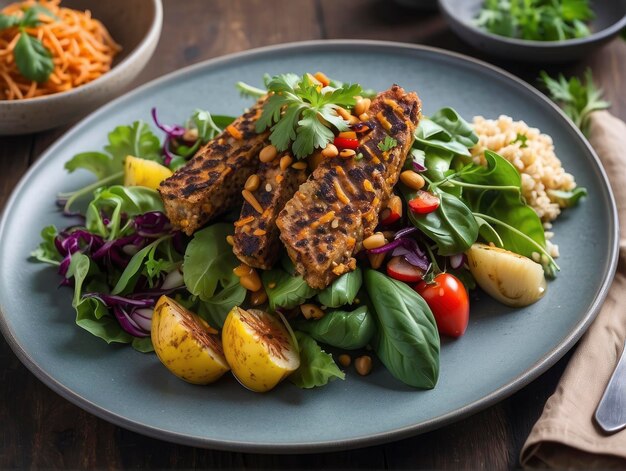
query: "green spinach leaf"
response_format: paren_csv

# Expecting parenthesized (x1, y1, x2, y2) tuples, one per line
(198, 282, 246, 329)
(262, 268, 318, 310)
(316, 267, 362, 308)
(365, 270, 439, 389)
(289, 332, 345, 389)
(296, 304, 375, 350)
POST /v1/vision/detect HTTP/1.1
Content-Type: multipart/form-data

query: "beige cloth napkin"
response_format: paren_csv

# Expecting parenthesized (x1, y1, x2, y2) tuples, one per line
(520, 111, 626, 468)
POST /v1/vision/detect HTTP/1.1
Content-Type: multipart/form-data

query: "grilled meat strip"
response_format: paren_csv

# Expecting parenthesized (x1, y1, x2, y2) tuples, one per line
(276, 85, 421, 289)
(233, 153, 307, 270)
(159, 99, 268, 235)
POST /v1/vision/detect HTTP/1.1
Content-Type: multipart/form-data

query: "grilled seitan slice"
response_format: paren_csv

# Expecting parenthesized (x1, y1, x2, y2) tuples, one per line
(159, 99, 268, 235)
(276, 85, 421, 289)
(233, 153, 307, 270)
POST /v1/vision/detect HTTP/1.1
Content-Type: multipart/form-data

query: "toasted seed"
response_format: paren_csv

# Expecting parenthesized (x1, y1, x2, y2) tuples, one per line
(363, 179, 374, 192)
(362, 232, 386, 250)
(300, 303, 325, 320)
(244, 174, 260, 192)
(275, 174, 284, 184)
(322, 143, 339, 158)
(259, 144, 278, 162)
(339, 149, 356, 158)
(250, 288, 268, 306)
(291, 161, 307, 170)
(233, 263, 253, 277)
(338, 354, 351, 368)
(182, 128, 199, 142)
(331, 218, 339, 229)
(242, 189, 263, 214)
(400, 170, 426, 191)
(265, 183, 272, 192)
(336, 106, 353, 121)
(240, 270, 262, 291)
(226, 235, 235, 246)
(354, 98, 371, 116)
(368, 252, 386, 269)
(359, 113, 370, 122)
(280, 155, 293, 171)
(355, 356, 372, 376)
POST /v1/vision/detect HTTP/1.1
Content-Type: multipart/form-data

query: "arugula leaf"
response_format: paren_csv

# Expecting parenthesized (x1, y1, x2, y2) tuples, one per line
(67, 254, 132, 344)
(256, 73, 363, 158)
(289, 332, 345, 389)
(31, 225, 61, 265)
(14, 32, 54, 83)
(378, 136, 398, 152)
(111, 237, 171, 295)
(183, 223, 241, 301)
(539, 69, 610, 136)
(262, 268, 318, 311)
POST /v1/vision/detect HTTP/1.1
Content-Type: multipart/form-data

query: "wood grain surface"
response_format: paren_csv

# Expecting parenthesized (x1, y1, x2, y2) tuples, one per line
(1, 0, 624, 468)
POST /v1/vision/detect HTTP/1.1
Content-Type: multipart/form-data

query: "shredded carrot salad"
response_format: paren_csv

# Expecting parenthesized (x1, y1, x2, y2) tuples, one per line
(0, 0, 120, 100)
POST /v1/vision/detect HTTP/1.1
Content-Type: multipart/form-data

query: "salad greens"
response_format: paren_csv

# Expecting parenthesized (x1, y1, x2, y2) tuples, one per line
(539, 69, 610, 136)
(476, 0, 593, 41)
(289, 332, 345, 388)
(297, 304, 375, 350)
(316, 267, 362, 308)
(262, 268, 318, 310)
(0, 5, 57, 82)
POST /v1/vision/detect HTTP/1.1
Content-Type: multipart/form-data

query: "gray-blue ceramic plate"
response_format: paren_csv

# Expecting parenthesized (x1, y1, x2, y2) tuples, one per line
(0, 40, 618, 453)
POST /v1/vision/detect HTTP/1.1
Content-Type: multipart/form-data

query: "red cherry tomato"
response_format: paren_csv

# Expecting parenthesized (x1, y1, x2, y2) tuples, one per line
(333, 137, 360, 150)
(415, 273, 469, 338)
(408, 191, 440, 214)
(386, 256, 424, 283)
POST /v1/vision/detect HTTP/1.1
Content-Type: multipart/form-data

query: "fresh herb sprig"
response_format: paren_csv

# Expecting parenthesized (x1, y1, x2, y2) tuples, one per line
(254, 73, 363, 159)
(476, 0, 593, 41)
(0, 5, 57, 82)
(539, 69, 610, 135)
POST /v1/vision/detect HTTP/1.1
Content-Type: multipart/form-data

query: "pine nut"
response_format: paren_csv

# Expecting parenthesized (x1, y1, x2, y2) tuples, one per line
(362, 232, 386, 250)
(250, 288, 268, 306)
(280, 155, 293, 171)
(322, 143, 339, 158)
(300, 303, 325, 320)
(244, 174, 260, 191)
(348, 115, 360, 125)
(331, 218, 339, 229)
(339, 149, 356, 158)
(359, 113, 370, 122)
(291, 161, 307, 170)
(336, 106, 352, 121)
(259, 145, 278, 162)
(265, 183, 272, 192)
(354, 98, 371, 116)
(368, 252, 386, 269)
(338, 354, 351, 368)
(355, 356, 372, 376)
(242, 189, 263, 214)
(233, 263, 253, 277)
(240, 270, 262, 292)
(183, 128, 198, 142)
(226, 235, 235, 246)
(400, 170, 425, 190)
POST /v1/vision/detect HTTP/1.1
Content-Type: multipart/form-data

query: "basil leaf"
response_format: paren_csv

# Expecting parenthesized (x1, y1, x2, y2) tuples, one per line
(31, 225, 61, 265)
(405, 187, 478, 256)
(459, 150, 521, 187)
(67, 254, 131, 344)
(262, 268, 317, 310)
(183, 223, 240, 301)
(14, 32, 54, 83)
(430, 107, 478, 150)
(289, 332, 345, 389)
(365, 270, 439, 389)
(423, 147, 454, 182)
(316, 267, 362, 308)
(198, 282, 246, 329)
(296, 304, 375, 350)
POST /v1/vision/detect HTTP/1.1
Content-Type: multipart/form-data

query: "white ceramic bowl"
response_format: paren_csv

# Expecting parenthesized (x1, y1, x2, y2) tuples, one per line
(0, 0, 162, 135)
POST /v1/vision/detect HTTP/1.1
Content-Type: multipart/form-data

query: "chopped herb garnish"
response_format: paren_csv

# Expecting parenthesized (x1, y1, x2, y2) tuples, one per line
(377, 136, 398, 152)
(355, 152, 364, 160)
(255, 73, 363, 159)
(514, 133, 528, 148)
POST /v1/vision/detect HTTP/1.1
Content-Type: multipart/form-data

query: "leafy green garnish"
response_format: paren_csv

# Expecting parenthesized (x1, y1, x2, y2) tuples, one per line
(31, 225, 61, 265)
(289, 332, 345, 389)
(316, 267, 362, 308)
(0, 5, 58, 82)
(539, 69, 610, 135)
(513, 133, 528, 148)
(262, 268, 318, 311)
(255, 73, 363, 159)
(377, 136, 398, 152)
(476, 0, 593, 41)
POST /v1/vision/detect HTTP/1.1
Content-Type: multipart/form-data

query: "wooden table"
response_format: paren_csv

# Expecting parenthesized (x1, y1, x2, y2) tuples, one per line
(1, 1, 624, 468)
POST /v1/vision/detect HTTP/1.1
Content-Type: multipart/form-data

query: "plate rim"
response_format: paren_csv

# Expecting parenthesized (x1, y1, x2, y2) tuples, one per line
(0, 39, 619, 453)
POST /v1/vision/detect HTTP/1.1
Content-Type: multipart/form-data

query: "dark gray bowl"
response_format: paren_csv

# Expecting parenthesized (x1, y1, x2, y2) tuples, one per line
(439, 0, 626, 62)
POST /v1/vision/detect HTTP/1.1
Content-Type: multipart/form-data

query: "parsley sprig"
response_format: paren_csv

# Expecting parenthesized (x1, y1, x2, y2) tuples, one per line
(476, 0, 593, 41)
(254, 73, 364, 159)
(539, 69, 610, 136)
(0, 5, 57, 83)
